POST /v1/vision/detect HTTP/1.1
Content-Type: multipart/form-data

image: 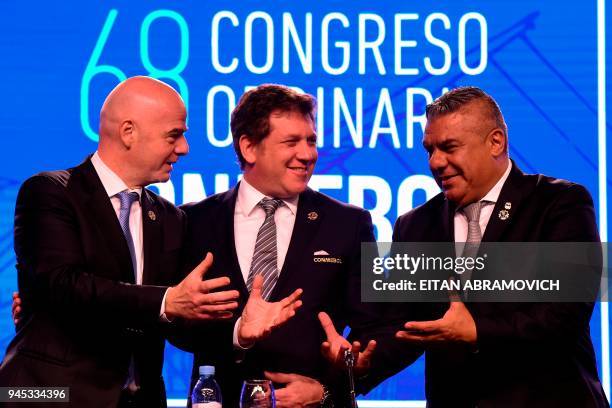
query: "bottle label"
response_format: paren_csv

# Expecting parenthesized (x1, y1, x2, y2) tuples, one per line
(193, 403, 222, 408)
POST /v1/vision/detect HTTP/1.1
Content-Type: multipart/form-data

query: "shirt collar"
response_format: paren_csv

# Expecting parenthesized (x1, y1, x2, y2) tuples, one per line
(91, 151, 142, 199)
(454, 159, 512, 212)
(237, 177, 298, 216)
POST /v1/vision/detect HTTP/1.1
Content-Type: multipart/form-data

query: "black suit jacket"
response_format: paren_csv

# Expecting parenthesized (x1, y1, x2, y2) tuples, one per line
(178, 185, 376, 407)
(0, 158, 186, 407)
(358, 163, 608, 408)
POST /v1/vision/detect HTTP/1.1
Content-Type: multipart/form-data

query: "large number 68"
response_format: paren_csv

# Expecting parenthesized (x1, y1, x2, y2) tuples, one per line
(80, 9, 189, 142)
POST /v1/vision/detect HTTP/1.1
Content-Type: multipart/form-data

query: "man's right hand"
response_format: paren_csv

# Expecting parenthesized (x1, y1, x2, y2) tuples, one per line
(237, 275, 302, 346)
(318, 311, 376, 376)
(165, 253, 239, 320)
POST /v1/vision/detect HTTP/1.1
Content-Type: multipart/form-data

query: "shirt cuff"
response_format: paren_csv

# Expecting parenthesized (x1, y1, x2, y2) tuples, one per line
(159, 288, 173, 323)
(233, 317, 254, 350)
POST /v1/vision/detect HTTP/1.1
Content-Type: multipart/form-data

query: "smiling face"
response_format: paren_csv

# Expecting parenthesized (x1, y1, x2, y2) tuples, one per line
(423, 100, 507, 207)
(240, 110, 317, 199)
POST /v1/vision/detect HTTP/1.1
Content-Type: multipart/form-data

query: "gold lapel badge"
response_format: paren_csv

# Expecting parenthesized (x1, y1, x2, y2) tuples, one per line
(504, 201, 512, 210)
(307, 211, 318, 221)
(148, 210, 156, 221)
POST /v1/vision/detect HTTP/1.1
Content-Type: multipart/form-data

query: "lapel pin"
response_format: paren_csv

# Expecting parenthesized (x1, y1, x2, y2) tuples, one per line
(504, 201, 512, 210)
(148, 210, 156, 221)
(307, 211, 318, 221)
(498, 209, 509, 221)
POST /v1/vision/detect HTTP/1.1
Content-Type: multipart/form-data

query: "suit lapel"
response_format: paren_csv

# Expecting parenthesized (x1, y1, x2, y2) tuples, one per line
(141, 189, 161, 285)
(271, 188, 322, 301)
(433, 198, 456, 262)
(482, 162, 532, 243)
(72, 158, 135, 283)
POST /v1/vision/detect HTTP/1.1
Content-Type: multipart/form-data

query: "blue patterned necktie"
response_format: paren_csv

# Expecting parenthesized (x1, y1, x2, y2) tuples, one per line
(117, 190, 141, 391)
(117, 191, 139, 282)
(246, 198, 284, 300)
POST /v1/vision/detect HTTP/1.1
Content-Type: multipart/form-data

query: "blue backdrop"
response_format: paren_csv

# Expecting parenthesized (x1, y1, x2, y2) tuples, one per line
(0, 1, 610, 406)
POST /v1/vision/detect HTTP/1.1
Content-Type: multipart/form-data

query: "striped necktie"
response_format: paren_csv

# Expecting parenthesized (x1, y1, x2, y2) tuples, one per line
(459, 201, 485, 284)
(246, 198, 284, 300)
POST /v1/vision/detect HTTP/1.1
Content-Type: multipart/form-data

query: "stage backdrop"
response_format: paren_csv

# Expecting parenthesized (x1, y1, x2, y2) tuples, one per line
(0, 1, 610, 406)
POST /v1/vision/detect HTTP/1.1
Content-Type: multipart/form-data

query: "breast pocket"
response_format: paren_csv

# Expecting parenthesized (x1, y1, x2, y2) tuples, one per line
(296, 254, 347, 301)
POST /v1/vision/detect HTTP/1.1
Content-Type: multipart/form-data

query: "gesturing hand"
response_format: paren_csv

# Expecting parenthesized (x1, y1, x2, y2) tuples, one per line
(238, 275, 303, 346)
(396, 301, 477, 345)
(318, 311, 376, 376)
(165, 253, 240, 320)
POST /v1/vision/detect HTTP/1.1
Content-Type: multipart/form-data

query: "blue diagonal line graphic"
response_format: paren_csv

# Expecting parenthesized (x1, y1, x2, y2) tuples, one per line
(490, 59, 599, 173)
(521, 35, 603, 121)
(508, 146, 539, 174)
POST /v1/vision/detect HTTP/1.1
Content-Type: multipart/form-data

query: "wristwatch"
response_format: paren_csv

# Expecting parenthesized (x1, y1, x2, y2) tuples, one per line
(320, 383, 334, 408)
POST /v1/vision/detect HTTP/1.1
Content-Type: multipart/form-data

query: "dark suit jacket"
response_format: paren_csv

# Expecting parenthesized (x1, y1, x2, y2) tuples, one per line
(0, 158, 186, 407)
(357, 163, 608, 408)
(177, 185, 376, 407)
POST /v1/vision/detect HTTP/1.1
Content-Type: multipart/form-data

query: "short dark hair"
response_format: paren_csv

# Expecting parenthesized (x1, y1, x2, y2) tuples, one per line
(426, 86, 507, 137)
(231, 84, 316, 169)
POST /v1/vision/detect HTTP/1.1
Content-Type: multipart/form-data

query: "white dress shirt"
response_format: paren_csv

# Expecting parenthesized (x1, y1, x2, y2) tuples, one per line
(454, 160, 512, 251)
(232, 178, 299, 348)
(91, 152, 144, 284)
(234, 178, 298, 281)
(91, 152, 170, 321)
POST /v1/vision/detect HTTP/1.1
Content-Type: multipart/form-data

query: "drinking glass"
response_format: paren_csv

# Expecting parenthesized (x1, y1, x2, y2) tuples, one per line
(239, 379, 275, 408)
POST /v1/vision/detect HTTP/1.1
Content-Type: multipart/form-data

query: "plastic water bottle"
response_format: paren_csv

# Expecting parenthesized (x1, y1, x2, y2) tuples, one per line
(191, 365, 222, 408)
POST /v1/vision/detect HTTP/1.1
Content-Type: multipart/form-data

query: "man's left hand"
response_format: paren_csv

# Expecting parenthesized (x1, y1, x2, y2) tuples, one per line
(238, 275, 303, 346)
(265, 372, 323, 408)
(396, 301, 477, 345)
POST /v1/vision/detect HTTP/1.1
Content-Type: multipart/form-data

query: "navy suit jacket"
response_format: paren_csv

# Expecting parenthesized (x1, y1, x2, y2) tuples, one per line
(178, 185, 376, 407)
(0, 158, 186, 407)
(356, 163, 608, 408)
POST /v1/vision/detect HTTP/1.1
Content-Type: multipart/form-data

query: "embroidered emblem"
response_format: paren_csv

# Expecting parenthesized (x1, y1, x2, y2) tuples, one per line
(313, 256, 343, 264)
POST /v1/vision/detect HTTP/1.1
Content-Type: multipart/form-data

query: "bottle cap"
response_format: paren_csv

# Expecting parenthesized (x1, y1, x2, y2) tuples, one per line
(199, 365, 215, 376)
